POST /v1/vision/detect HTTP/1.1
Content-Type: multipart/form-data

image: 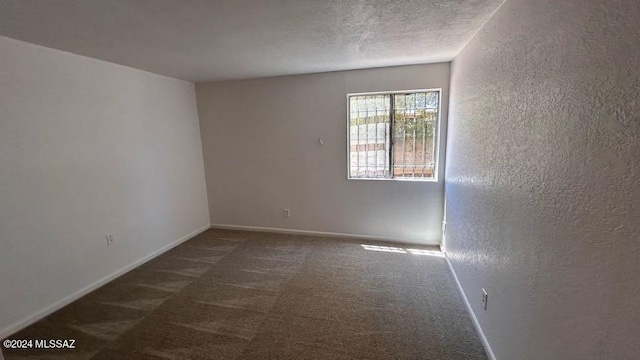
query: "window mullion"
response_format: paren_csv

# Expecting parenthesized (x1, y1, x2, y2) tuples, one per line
(389, 94, 395, 179)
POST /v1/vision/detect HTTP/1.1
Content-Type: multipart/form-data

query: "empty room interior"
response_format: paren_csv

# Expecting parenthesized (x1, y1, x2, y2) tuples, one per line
(0, 0, 638, 359)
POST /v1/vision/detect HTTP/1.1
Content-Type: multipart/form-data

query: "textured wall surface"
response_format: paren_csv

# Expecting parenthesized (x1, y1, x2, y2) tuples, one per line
(446, 0, 640, 358)
(0, 36, 210, 336)
(197, 64, 449, 244)
(0, 0, 501, 81)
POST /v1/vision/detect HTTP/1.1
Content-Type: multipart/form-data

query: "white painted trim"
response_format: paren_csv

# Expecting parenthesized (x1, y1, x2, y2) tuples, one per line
(210, 224, 438, 246)
(0, 224, 210, 339)
(444, 253, 496, 360)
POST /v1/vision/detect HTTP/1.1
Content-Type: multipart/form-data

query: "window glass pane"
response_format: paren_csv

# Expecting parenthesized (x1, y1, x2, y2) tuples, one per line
(392, 91, 439, 179)
(349, 95, 391, 178)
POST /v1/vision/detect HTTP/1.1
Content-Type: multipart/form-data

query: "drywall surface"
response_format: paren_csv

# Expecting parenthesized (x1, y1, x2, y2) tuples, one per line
(0, 0, 501, 81)
(0, 36, 210, 335)
(445, 0, 640, 359)
(197, 64, 450, 244)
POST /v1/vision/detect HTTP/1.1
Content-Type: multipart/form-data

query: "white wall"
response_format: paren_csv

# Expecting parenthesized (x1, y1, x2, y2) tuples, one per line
(197, 64, 449, 244)
(0, 36, 210, 337)
(445, 0, 640, 359)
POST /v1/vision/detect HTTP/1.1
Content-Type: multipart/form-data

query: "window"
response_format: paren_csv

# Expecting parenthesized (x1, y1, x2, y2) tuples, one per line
(348, 90, 440, 180)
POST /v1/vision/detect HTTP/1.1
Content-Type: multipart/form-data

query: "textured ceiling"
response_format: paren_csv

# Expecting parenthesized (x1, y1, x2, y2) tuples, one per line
(0, 0, 504, 82)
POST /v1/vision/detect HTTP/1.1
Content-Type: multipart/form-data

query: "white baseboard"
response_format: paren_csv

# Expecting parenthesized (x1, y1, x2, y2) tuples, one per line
(209, 223, 438, 246)
(0, 224, 210, 340)
(444, 253, 496, 360)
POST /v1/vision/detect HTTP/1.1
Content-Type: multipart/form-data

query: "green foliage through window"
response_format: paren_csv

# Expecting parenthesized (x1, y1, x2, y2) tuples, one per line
(348, 90, 440, 180)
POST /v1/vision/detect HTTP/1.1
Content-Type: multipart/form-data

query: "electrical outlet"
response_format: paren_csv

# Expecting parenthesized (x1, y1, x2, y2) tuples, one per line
(283, 209, 291, 218)
(481, 288, 488, 310)
(106, 234, 115, 246)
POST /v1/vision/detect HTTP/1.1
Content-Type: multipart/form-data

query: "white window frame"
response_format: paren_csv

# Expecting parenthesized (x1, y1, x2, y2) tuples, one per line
(346, 89, 442, 182)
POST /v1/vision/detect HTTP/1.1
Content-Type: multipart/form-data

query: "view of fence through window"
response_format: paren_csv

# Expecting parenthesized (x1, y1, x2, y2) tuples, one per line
(348, 90, 439, 180)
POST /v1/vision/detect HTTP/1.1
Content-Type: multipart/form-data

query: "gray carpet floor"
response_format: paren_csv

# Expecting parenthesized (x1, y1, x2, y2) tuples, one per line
(2, 229, 487, 359)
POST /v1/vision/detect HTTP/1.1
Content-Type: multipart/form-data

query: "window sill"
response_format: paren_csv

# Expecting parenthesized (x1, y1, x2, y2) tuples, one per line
(347, 177, 438, 183)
